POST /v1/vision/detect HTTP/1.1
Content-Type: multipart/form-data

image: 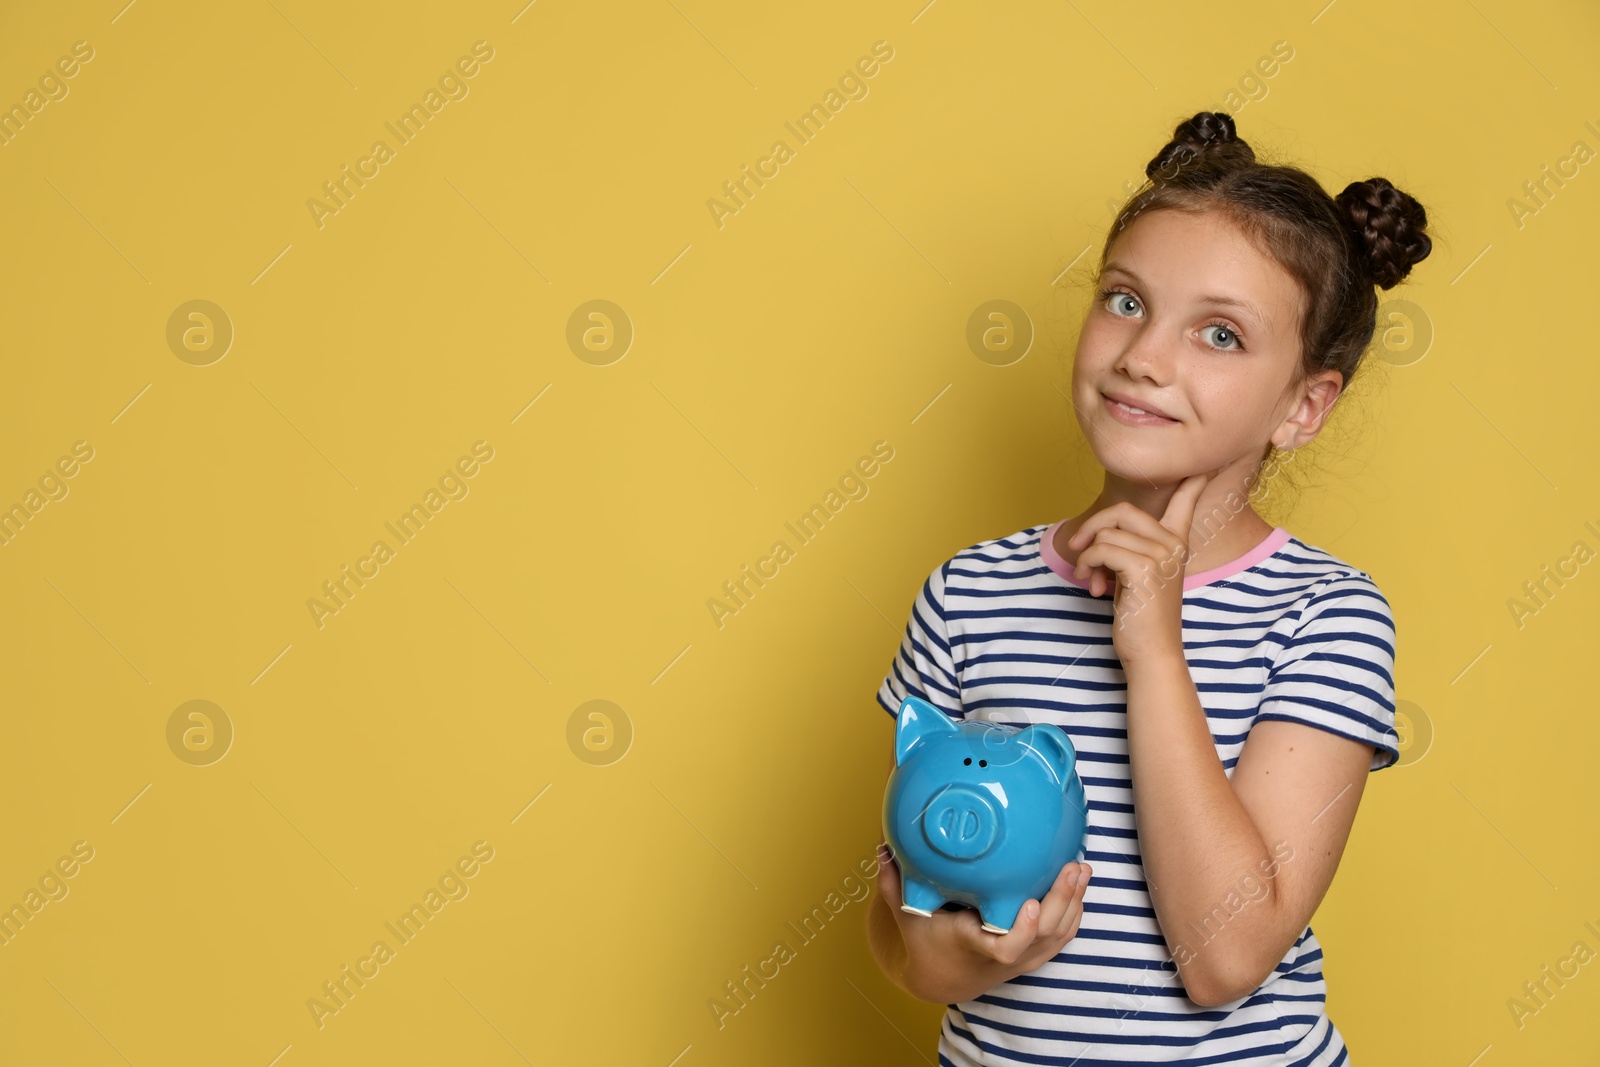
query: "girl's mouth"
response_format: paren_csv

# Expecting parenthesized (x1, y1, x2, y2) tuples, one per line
(1102, 393, 1179, 426)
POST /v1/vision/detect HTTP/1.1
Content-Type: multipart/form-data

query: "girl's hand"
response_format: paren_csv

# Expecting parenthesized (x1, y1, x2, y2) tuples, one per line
(875, 844, 1091, 1002)
(1064, 473, 1211, 669)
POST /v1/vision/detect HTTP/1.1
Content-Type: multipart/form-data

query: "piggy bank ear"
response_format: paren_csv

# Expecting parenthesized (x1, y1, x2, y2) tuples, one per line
(895, 695, 960, 766)
(1014, 724, 1076, 789)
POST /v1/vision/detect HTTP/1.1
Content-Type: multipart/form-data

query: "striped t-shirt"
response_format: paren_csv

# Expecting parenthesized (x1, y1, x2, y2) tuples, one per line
(875, 519, 1399, 1066)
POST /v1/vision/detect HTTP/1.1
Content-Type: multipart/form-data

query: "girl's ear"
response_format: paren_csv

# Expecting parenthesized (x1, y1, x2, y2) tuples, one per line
(1273, 369, 1343, 449)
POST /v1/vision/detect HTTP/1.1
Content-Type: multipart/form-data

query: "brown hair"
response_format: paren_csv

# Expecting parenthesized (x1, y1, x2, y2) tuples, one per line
(1092, 110, 1433, 470)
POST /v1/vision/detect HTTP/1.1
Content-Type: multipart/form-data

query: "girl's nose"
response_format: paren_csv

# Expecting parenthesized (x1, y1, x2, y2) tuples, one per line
(1112, 330, 1172, 385)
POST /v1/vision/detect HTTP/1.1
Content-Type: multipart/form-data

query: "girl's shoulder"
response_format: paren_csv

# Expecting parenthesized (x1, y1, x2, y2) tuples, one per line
(1240, 533, 1397, 658)
(1260, 531, 1391, 601)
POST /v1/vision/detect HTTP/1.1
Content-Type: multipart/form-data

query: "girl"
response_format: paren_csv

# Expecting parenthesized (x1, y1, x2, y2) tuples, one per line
(866, 110, 1431, 1065)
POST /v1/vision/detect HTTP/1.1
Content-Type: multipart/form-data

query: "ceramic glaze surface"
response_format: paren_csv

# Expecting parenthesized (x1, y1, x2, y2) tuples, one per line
(882, 695, 1087, 933)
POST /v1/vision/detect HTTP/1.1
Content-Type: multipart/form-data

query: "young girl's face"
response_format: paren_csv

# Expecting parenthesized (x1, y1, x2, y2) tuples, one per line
(1071, 208, 1313, 487)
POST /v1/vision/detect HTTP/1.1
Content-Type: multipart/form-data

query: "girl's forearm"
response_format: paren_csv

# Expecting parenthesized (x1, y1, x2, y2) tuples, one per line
(1123, 654, 1284, 1006)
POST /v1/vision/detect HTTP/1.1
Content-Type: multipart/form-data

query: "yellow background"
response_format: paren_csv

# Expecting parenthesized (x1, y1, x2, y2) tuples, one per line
(0, 0, 1596, 1063)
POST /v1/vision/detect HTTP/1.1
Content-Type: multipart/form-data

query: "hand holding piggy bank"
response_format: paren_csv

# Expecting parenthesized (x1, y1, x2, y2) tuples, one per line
(882, 695, 1087, 934)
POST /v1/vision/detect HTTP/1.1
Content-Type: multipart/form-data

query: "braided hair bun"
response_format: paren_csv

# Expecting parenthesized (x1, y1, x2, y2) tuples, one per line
(1144, 111, 1255, 178)
(1336, 178, 1432, 290)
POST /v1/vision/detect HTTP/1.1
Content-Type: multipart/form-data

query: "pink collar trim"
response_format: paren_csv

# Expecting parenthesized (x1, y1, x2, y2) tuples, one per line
(1039, 520, 1292, 592)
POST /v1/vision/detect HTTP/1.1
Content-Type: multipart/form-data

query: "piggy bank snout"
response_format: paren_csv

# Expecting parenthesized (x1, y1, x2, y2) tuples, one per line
(920, 785, 1000, 860)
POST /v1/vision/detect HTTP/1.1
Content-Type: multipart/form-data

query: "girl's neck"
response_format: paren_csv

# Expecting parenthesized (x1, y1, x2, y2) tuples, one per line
(1054, 470, 1277, 575)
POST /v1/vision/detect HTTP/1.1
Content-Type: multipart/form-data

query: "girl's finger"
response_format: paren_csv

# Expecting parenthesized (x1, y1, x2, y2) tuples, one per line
(1055, 873, 1090, 941)
(1038, 861, 1089, 934)
(1073, 563, 1115, 599)
(1092, 566, 1112, 599)
(966, 899, 1040, 964)
(1074, 541, 1159, 591)
(1073, 555, 1118, 599)
(1067, 502, 1184, 552)
(1071, 530, 1170, 597)
(1070, 528, 1172, 578)
(1083, 514, 1187, 562)
(1159, 472, 1213, 535)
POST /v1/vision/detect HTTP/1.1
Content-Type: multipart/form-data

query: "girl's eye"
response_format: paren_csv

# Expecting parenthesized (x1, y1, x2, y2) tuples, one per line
(1098, 287, 1141, 318)
(1201, 322, 1246, 352)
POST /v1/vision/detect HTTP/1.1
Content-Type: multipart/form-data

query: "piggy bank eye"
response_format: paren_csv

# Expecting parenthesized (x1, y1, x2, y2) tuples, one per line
(963, 757, 972, 765)
(979, 760, 987, 767)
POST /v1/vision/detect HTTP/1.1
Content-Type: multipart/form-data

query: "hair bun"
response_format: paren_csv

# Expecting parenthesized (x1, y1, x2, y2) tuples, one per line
(1336, 178, 1432, 290)
(1145, 111, 1255, 180)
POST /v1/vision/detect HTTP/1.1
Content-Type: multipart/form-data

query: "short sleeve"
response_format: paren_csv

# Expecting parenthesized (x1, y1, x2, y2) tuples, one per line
(1253, 573, 1400, 772)
(875, 560, 963, 721)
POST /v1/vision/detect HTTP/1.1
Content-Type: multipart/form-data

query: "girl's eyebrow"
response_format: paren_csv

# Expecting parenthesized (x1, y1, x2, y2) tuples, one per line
(1102, 262, 1269, 331)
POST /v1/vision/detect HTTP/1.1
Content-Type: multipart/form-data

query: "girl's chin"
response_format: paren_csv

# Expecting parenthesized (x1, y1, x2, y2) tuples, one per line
(1084, 448, 1199, 487)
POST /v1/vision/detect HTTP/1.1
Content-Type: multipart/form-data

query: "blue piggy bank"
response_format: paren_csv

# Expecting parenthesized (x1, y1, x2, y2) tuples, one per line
(883, 695, 1087, 934)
